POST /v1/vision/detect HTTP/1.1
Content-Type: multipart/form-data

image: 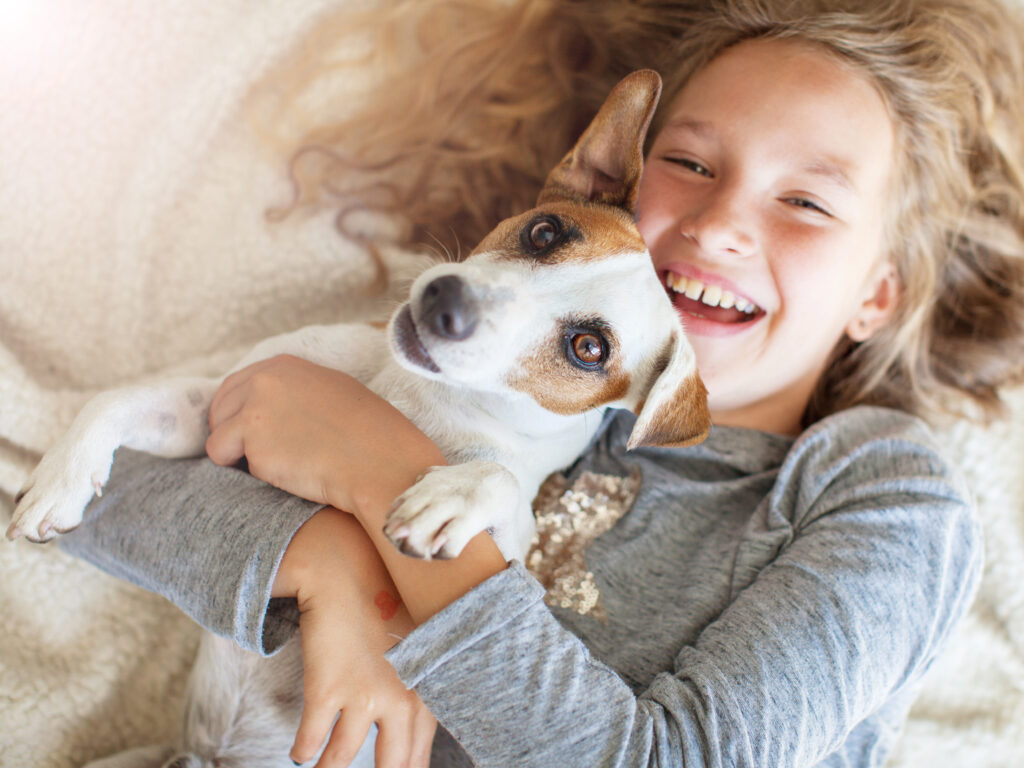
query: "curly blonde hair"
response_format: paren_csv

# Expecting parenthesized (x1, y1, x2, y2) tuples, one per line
(270, 0, 1024, 425)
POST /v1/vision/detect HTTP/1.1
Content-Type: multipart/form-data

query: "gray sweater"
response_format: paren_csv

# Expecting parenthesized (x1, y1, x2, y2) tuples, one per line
(60, 406, 981, 767)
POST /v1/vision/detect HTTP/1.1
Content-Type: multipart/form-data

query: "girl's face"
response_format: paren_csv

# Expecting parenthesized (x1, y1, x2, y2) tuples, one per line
(637, 37, 900, 435)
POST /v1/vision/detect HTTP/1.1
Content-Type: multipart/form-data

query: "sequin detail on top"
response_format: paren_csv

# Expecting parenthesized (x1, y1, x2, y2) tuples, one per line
(527, 469, 642, 619)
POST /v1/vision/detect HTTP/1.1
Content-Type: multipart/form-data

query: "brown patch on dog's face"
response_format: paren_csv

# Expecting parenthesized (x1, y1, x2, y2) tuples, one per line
(470, 200, 646, 268)
(507, 317, 631, 415)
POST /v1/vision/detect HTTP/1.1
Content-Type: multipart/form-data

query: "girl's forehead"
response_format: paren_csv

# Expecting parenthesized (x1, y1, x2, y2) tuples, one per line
(674, 37, 889, 127)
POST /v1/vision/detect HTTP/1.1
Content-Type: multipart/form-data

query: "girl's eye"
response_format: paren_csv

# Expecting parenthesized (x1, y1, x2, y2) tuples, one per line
(667, 157, 712, 177)
(568, 332, 606, 368)
(784, 197, 832, 216)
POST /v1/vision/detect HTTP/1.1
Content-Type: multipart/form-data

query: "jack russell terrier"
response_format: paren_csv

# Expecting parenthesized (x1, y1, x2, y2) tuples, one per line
(8, 69, 708, 767)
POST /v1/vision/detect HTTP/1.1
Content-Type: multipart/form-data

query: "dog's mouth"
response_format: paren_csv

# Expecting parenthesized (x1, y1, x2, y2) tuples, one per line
(393, 304, 441, 373)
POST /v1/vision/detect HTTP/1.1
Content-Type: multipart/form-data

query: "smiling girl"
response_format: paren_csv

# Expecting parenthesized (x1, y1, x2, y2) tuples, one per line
(61, 1, 1024, 766)
(639, 35, 901, 435)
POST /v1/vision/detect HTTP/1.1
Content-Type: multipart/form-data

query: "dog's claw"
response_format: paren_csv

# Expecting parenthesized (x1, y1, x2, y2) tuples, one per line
(396, 537, 420, 558)
(431, 534, 448, 555)
(20, 527, 55, 544)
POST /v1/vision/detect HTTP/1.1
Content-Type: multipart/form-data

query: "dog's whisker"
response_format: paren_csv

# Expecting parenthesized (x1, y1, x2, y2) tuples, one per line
(447, 225, 463, 263)
(421, 232, 449, 264)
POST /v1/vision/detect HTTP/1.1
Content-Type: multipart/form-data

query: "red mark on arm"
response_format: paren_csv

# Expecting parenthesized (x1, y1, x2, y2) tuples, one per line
(374, 589, 400, 621)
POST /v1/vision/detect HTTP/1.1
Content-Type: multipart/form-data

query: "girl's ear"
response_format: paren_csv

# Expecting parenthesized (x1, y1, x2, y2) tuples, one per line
(846, 260, 901, 342)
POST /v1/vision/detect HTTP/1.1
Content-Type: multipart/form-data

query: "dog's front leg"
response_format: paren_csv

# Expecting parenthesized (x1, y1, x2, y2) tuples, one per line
(8, 377, 220, 542)
(382, 460, 531, 561)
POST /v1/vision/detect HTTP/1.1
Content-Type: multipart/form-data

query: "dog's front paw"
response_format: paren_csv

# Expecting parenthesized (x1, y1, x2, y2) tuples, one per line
(383, 461, 520, 559)
(7, 439, 114, 542)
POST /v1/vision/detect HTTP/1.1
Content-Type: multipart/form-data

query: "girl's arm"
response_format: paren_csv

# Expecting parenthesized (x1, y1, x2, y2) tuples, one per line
(60, 353, 485, 655)
(58, 448, 321, 654)
(376, 415, 983, 768)
(210, 359, 981, 767)
(204, 355, 510, 626)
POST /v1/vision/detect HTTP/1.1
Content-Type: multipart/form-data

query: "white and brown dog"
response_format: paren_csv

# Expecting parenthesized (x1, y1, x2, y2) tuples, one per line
(8, 70, 708, 767)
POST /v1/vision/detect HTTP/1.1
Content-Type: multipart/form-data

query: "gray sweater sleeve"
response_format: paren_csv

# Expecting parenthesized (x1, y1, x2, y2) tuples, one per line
(384, 411, 982, 767)
(58, 448, 323, 655)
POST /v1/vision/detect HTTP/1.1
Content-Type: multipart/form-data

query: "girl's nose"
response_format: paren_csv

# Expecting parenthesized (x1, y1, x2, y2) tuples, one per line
(680, 187, 756, 258)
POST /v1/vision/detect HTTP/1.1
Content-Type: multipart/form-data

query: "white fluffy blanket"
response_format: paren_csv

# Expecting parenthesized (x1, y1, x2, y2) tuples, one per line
(1, 2, 1022, 766)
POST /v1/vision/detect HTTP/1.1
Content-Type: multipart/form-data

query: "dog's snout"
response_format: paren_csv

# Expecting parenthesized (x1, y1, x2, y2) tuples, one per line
(422, 275, 478, 341)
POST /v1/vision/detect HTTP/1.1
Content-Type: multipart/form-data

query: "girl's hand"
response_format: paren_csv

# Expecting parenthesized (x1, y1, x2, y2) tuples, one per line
(293, 569, 436, 768)
(205, 355, 445, 514)
(277, 509, 437, 767)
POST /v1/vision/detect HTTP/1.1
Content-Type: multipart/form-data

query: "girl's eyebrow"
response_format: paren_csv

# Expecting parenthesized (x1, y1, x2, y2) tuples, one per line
(801, 158, 856, 193)
(663, 116, 715, 138)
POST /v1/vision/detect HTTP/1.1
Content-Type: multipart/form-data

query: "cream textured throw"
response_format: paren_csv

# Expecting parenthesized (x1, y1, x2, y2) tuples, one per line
(1, 2, 1021, 766)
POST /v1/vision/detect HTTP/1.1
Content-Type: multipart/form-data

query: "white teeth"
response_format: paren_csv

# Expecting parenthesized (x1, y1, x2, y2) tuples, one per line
(701, 284, 722, 307)
(666, 271, 758, 314)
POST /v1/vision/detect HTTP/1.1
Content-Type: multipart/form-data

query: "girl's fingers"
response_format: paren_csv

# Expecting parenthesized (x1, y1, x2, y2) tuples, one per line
(373, 714, 413, 768)
(316, 710, 374, 768)
(203, 410, 247, 467)
(409, 708, 437, 768)
(291, 697, 339, 765)
(207, 375, 248, 431)
(208, 357, 278, 429)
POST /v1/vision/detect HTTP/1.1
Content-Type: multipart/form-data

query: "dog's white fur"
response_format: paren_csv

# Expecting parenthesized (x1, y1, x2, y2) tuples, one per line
(9, 240, 702, 558)
(9, 71, 708, 767)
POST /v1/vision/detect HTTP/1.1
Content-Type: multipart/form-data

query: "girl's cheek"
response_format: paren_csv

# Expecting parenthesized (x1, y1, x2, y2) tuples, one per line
(635, 202, 671, 248)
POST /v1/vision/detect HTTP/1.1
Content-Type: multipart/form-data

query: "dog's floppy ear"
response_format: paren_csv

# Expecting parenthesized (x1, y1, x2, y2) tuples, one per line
(538, 69, 662, 214)
(628, 330, 710, 450)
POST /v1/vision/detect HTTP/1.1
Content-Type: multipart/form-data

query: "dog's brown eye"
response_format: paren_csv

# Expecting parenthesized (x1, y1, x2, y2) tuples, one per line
(529, 220, 558, 249)
(564, 321, 610, 371)
(522, 215, 566, 254)
(571, 333, 604, 366)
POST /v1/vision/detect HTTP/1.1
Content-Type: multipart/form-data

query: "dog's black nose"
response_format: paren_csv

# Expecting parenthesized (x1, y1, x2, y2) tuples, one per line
(421, 275, 478, 340)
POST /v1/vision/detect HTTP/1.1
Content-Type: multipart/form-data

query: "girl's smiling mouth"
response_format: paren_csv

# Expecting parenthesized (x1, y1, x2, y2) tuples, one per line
(663, 269, 765, 334)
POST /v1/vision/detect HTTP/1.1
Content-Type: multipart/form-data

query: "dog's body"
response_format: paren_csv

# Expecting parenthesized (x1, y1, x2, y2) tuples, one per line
(8, 71, 709, 767)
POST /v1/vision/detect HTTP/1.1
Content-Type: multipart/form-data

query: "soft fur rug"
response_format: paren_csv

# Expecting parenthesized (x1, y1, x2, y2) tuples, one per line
(1, 2, 1022, 766)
